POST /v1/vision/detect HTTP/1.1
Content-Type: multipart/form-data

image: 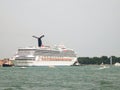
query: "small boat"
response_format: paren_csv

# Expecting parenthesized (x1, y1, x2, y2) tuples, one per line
(114, 62, 120, 66)
(2, 63, 13, 67)
(99, 65, 109, 70)
(99, 62, 109, 69)
(2, 60, 14, 67)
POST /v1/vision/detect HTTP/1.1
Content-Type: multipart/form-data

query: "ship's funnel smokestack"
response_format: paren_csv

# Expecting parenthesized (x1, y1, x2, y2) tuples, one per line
(32, 35, 44, 47)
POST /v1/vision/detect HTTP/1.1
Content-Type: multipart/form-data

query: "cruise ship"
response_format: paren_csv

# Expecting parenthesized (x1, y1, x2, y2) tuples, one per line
(14, 35, 77, 66)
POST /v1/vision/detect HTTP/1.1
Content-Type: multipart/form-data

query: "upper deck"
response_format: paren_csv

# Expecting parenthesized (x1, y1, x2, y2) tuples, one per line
(16, 45, 76, 57)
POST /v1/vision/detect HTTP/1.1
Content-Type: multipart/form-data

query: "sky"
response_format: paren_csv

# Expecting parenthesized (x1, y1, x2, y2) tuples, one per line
(0, 0, 120, 58)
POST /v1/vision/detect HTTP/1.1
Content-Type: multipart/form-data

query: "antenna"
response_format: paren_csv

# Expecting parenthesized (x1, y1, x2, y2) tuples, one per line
(32, 35, 44, 47)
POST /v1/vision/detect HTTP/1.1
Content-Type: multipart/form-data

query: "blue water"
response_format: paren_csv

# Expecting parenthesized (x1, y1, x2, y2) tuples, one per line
(0, 66, 120, 90)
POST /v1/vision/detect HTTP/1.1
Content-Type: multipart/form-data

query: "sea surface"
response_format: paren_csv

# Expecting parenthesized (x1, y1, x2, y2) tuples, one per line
(0, 65, 120, 90)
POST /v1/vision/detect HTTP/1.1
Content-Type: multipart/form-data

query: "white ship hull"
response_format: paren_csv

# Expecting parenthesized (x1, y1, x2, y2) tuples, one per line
(14, 58, 77, 66)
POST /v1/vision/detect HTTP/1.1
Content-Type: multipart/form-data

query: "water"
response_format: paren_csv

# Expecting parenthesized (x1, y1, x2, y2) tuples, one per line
(0, 66, 120, 90)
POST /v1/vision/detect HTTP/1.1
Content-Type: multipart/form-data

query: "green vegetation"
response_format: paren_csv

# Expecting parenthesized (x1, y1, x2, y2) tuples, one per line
(77, 56, 120, 65)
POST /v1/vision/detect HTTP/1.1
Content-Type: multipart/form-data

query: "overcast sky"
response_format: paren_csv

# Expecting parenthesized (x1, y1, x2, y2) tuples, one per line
(0, 0, 120, 58)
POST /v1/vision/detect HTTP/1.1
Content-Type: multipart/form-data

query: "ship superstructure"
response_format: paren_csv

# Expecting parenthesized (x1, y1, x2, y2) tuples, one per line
(14, 35, 77, 66)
